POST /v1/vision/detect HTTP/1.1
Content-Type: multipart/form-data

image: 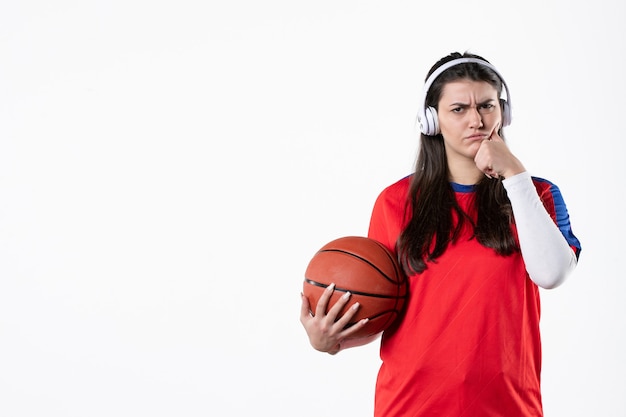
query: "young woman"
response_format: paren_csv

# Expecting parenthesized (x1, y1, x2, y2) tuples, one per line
(300, 51, 582, 416)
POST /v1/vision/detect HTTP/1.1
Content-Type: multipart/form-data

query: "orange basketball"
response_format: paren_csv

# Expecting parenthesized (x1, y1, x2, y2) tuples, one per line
(303, 236, 407, 339)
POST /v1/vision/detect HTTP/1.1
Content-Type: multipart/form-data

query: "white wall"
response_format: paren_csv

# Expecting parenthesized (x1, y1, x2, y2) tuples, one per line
(1, 1, 623, 416)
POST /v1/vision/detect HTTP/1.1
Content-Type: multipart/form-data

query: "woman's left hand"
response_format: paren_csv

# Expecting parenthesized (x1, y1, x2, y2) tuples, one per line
(474, 124, 525, 179)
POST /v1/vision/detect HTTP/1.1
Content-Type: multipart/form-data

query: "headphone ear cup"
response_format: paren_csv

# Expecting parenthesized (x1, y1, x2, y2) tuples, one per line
(421, 106, 439, 136)
(418, 108, 430, 135)
(500, 98, 512, 127)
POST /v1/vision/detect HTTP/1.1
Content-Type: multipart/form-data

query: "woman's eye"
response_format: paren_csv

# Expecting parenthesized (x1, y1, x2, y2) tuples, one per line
(479, 104, 495, 112)
(452, 107, 464, 113)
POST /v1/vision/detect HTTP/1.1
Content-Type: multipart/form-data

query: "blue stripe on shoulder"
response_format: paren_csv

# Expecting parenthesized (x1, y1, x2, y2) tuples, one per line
(532, 177, 582, 259)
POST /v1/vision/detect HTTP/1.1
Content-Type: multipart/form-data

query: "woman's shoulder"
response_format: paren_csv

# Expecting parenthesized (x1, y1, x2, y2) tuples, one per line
(529, 175, 565, 200)
(530, 175, 556, 187)
(378, 174, 413, 198)
(369, 175, 413, 247)
(506, 172, 563, 197)
(371, 174, 412, 216)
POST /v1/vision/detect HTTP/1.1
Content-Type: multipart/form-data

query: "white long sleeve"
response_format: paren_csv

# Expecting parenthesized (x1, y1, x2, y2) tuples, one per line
(502, 172, 578, 289)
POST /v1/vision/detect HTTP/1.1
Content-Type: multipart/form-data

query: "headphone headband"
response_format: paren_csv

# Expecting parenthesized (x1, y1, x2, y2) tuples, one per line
(417, 57, 512, 135)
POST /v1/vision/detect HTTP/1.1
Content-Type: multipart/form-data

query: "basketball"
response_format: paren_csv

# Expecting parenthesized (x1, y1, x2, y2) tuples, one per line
(303, 236, 407, 339)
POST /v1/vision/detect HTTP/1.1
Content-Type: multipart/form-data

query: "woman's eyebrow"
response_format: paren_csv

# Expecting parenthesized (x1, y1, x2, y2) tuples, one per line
(447, 98, 496, 107)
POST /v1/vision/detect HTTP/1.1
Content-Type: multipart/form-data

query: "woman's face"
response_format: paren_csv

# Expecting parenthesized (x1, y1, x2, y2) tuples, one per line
(437, 79, 502, 163)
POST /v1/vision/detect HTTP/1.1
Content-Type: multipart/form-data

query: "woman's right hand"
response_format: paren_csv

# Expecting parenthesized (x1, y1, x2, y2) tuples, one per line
(299, 283, 369, 355)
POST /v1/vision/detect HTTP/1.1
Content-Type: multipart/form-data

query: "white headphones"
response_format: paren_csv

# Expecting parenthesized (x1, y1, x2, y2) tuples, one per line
(417, 57, 512, 136)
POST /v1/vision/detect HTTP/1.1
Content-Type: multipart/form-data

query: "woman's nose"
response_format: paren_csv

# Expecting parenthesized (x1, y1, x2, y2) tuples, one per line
(468, 107, 483, 129)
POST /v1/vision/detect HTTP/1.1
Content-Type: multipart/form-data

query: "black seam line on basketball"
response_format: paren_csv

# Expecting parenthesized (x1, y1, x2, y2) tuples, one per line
(345, 311, 398, 327)
(371, 240, 402, 277)
(317, 248, 398, 284)
(304, 279, 406, 299)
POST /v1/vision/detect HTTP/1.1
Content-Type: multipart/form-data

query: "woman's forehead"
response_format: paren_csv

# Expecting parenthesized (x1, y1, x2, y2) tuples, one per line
(439, 80, 498, 102)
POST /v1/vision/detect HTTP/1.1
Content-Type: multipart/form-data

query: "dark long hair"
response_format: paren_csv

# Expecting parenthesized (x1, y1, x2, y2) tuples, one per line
(397, 52, 518, 275)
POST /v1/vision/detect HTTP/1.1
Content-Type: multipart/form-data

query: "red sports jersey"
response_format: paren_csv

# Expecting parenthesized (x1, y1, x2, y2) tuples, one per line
(368, 175, 580, 417)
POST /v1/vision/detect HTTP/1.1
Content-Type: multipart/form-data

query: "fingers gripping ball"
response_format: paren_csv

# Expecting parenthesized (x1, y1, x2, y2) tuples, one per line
(303, 236, 408, 339)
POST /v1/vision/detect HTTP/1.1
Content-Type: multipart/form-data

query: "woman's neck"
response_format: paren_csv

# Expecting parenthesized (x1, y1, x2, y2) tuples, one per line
(448, 161, 483, 185)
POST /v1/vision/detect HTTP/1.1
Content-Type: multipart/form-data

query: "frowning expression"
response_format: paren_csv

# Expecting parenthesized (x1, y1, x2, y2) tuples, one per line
(437, 79, 502, 162)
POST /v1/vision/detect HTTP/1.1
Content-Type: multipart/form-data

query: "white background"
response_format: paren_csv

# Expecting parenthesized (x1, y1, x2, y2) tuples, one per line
(1, 1, 624, 416)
